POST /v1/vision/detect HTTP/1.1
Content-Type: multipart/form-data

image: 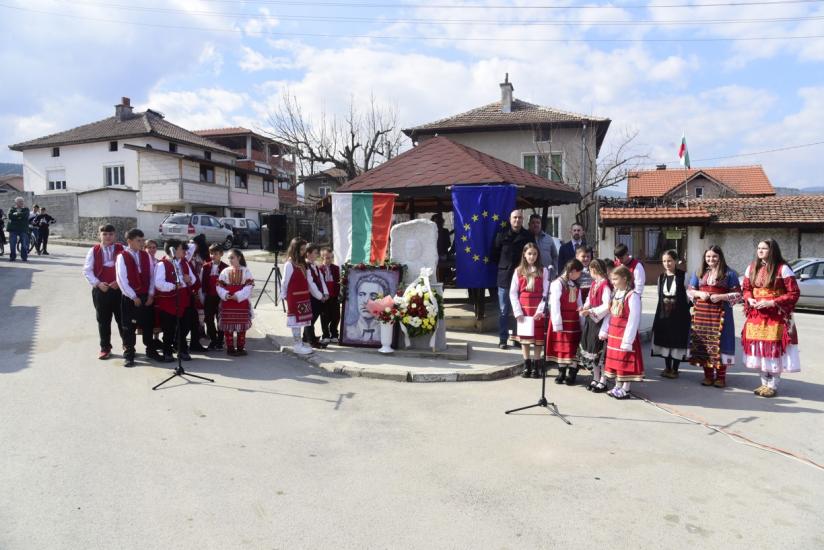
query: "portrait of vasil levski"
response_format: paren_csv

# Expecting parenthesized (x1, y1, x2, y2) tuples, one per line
(341, 268, 400, 347)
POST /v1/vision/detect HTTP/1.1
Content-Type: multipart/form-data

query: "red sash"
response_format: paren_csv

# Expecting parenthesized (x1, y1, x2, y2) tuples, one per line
(286, 264, 313, 324)
(155, 259, 193, 317)
(121, 249, 151, 295)
(92, 243, 124, 284)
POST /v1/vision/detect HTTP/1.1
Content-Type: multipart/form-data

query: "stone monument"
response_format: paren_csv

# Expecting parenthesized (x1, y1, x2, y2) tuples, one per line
(390, 219, 439, 285)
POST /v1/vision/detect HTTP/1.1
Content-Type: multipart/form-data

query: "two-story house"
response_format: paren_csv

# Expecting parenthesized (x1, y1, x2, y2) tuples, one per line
(627, 164, 775, 202)
(300, 167, 346, 203)
(8, 98, 277, 238)
(403, 76, 611, 238)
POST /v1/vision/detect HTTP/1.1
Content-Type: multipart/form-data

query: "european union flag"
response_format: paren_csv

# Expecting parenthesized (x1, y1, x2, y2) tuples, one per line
(451, 185, 517, 288)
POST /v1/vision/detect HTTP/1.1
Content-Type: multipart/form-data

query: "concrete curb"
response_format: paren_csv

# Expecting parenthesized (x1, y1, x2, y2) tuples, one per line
(267, 327, 653, 383)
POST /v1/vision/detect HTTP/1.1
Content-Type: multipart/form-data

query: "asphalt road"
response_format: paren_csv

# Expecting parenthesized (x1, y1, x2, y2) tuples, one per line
(1, 245, 823, 550)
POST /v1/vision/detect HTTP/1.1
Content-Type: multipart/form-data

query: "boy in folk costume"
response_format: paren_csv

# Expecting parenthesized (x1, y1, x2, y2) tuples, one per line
(319, 247, 341, 344)
(576, 246, 594, 302)
(216, 248, 255, 356)
(742, 239, 801, 398)
(115, 228, 162, 367)
(509, 243, 550, 379)
(83, 224, 125, 360)
(598, 265, 644, 399)
(302, 243, 330, 348)
(687, 246, 741, 388)
(145, 239, 163, 350)
(546, 259, 585, 385)
(153, 239, 196, 362)
(202, 244, 228, 350)
(281, 238, 315, 355)
(577, 259, 613, 392)
(613, 243, 646, 295)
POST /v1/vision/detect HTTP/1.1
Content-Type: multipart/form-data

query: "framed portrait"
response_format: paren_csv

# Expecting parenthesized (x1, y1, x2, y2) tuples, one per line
(339, 265, 402, 348)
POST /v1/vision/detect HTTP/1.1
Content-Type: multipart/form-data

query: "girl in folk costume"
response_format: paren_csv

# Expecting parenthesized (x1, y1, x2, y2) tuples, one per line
(598, 265, 644, 399)
(576, 246, 594, 302)
(186, 234, 210, 352)
(216, 248, 254, 356)
(651, 250, 692, 379)
(687, 246, 741, 388)
(742, 239, 801, 398)
(509, 243, 550, 379)
(280, 238, 316, 356)
(153, 239, 196, 362)
(546, 258, 585, 385)
(302, 243, 330, 348)
(577, 259, 613, 393)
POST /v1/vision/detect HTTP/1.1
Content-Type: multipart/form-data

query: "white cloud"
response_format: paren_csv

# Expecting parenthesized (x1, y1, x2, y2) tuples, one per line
(238, 46, 294, 72)
(198, 43, 224, 76)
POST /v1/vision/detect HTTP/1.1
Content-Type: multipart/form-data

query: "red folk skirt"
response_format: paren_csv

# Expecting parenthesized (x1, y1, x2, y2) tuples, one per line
(545, 287, 581, 365)
(219, 283, 253, 332)
(604, 300, 644, 381)
(286, 267, 313, 326)
(513, 274, 546, 344)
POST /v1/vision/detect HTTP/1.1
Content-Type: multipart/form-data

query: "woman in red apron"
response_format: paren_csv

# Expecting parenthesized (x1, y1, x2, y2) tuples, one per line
(546, 258, 584, 385)
(217, 249, 254, 356)
(281, 238, 315, 355)
(599, 265, 644, 399)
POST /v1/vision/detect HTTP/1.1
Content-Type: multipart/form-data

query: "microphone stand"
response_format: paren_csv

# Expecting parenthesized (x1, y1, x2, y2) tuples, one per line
(505, 362, 572, 425)
(153, 257, 214, 390)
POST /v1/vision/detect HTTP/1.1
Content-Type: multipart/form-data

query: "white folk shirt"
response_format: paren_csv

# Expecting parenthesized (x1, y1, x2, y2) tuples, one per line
(154, 258, 193, 292)
(508, 266, 550, 319)
(83, 244, 118, 286)
(548, 278, 584, 332)
(115, 249, 156, 300)
(632, 262, 646, 296)
(581, 280, 613, 322)
(599, 289, 642, 351)
(281, 261, 325, 301)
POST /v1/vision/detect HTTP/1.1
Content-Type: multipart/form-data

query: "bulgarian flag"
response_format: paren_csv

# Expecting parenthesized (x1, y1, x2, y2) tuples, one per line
(678, 132, 691, 168)
(331, 192, 395, 266)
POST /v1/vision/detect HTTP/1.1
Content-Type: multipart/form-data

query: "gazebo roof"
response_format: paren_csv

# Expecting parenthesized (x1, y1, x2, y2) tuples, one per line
(335, 136, 580, 211)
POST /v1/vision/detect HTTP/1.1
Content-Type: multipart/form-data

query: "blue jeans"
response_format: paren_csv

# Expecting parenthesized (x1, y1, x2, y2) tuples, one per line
(497, 286, 513, 343)
(31, 227, 40, 251)
(9, 231, 29, 261)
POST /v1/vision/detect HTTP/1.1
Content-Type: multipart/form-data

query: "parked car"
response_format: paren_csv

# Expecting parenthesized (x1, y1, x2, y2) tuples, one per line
(789, 258, 824, 310)
(159, 213, 234, 250)
(219, 217, 262, 249)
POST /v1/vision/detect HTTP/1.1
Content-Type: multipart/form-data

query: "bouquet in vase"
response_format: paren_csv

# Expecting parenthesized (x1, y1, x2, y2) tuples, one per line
(397, 268, 444, 342)
(365, 295, 402, 324)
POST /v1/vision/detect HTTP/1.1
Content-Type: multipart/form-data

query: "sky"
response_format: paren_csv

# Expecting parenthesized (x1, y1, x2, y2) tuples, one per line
(1, 0, 823, 189)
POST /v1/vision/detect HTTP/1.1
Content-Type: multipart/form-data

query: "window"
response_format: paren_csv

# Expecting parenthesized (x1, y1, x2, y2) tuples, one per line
(231, 211, 244, 219)
(318, 185, 331, 198)
(109, 141, 118, 152)
(695, 186, 704, 198)
(204, 151, 211, 160)
(547, 215, 561, 238)
(263, 179, 275, 193)
(191, 215, 200, 225)
(798, 263, 823, 279)
(105, 165, 125, 186)
(47, 169, 66, 191)
(534, 126, 551, 142)
(199, 164, 215, 183)
(169, 142, 177, 153)
(247, 220, 259, 231)
(279, 180, 291, 190)
(523, 153, 563, 181)
(52, 147, 60, 157)
(235, 173, 248, 189)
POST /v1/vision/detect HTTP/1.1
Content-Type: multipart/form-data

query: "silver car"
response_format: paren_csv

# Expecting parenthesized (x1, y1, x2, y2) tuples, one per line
(790, 258, 824, 310)
(159, 213, 234, 250)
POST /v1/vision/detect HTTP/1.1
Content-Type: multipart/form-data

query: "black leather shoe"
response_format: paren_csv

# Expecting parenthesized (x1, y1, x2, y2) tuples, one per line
(498, 341, 509, 350)
(146, 350, 163, 362)
(554, 367, 567, 384)
(162, 353, 175, 363)
(179, 351, 192, 361)
(531, 359, 543, 379)
(521, 359, 532, 378)
(123, 357, 135, 368)
(565, 367, 579, 386)
(190, 344, 208, 352)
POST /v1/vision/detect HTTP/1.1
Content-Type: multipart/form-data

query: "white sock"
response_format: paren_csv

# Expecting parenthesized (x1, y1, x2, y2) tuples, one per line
(592, 365, 602, 380)
(292, 328, 302, 345)
(622, 382, 632, 391)
(768, 373, 780, 390)
(760, 374, 769, 387)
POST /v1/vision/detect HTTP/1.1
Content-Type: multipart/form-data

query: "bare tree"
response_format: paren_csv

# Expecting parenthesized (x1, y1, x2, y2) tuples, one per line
(265, 89, 403, 182)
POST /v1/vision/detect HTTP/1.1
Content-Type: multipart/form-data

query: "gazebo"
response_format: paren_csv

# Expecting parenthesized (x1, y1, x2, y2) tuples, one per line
(332, 136, 580, 220)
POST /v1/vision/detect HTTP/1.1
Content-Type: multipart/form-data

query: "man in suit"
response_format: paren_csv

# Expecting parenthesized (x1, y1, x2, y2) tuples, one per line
(490, 209, 534, 349)
(558, 222, 586, 270)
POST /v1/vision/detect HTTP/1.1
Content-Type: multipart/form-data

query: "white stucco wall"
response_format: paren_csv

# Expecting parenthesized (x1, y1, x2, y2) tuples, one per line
(78, 189, 139, 218)
(703, 227, 798, 275)
(598, 226, 616, 259)
(800, 230, 824, 259)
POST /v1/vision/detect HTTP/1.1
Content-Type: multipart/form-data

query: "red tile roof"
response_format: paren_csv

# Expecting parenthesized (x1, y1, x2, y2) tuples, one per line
(627, 165, 774, 198)
(338, 136, 579, 201)
(194, 127, 251, 136)
(600, 195, 824, 226)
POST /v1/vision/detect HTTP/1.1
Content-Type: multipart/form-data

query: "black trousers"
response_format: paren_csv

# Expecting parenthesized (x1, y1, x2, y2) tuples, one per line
(160, 308, 193, 356)
(320, 297, 340, 339)
(189, 294, 204, 346)
(302, 297, 324, 342)
(121, 294, 155, 358)
(38, 227, 49, 253)
(204, 294, 221, 343)
(92, 287, 123, 350)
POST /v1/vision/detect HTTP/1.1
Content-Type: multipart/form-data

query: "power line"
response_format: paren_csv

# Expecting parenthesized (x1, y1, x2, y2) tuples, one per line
(3, 2, 824, 43)
(193, 0, 824, 9)
(52, 0, 824, 27)
(657, 139, 824, 166)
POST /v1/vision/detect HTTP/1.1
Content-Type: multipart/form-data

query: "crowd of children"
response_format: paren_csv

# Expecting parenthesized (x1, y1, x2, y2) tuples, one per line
(509, 238, 802, 400)
(84, 224, 802, 400)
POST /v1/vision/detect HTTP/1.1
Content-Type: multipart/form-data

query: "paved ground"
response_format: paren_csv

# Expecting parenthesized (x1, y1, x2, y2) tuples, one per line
(2, 245, 823, 550)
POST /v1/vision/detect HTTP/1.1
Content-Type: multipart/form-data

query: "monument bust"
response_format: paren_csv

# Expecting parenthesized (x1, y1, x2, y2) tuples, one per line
(390, 219, 439, 285)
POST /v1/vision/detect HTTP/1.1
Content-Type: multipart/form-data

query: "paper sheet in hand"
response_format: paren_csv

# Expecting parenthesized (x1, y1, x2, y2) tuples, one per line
(517, 316, 534, 337)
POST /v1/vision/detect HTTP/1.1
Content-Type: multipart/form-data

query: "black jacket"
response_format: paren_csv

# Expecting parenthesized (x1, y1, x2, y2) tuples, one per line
(558, 239, 586, 270)
(491, 227, 533, 288)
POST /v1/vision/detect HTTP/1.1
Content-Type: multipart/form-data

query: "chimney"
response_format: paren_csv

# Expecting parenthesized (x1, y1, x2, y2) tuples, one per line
(656, 164, 667, 170)
(115, 97, 134, 121)
(500, 73, 514, 114)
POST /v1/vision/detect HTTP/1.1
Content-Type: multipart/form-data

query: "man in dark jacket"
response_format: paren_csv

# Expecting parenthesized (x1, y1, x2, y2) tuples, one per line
(557, 222, 587, 270)
(490, 209, 533, 349)
(33, 207, 56, 255)
(7, 197, 30, 262)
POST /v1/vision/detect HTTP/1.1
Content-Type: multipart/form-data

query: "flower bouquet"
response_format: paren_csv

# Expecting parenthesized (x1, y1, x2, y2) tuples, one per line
(397, 268, 444, 348)
(365, 295, 401, 354)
